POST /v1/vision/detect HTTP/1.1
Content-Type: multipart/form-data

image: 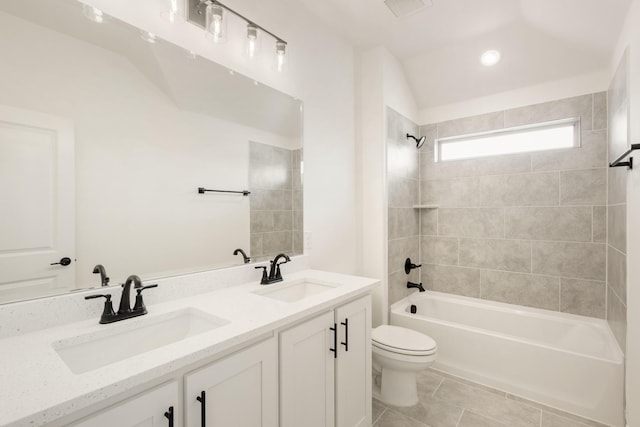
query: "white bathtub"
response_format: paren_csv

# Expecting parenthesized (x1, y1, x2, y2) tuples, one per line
(390, 292, 624, 427)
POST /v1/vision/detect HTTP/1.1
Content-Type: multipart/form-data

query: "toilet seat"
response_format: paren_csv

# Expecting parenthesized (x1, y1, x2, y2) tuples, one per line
(372, 325, 437, 356)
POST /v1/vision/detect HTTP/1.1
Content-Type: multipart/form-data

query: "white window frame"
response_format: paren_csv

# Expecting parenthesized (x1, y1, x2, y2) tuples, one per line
(434, 117, 581, 162)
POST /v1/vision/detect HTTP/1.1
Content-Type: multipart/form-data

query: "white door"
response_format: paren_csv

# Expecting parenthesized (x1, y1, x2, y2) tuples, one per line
(0, 105, 75, 303)
(184, 337, 278, 427)
(335, 296, 372, 427)
(71, 381, 178, 427)
(280, 311, 335, 427)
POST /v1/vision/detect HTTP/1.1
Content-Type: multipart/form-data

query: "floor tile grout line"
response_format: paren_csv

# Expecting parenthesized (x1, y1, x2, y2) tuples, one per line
(431, 377, 445, 398)
(455, 409, 465, 427)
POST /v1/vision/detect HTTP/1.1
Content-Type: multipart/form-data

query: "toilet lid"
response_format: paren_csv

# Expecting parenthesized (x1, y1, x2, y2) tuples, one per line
(372, 325, 436, 354)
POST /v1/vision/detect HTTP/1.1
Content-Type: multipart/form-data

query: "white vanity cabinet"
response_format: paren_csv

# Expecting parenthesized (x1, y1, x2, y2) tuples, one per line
(184, 336, 278, 427)
(280, 295, 372, 427)
(71, 381, 178, 427)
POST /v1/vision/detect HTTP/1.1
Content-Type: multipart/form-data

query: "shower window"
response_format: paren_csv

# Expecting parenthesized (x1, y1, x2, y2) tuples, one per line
(435, 117, 580, 162)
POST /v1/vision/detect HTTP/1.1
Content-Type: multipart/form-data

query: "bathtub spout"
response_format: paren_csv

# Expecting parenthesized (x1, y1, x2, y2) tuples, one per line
(407, 281, 425, 292)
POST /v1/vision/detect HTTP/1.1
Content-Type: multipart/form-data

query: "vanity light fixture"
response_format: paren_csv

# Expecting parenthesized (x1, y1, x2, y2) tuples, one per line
(205, 2, 227, 42)
(481, 49, 501, 67)
(246, 23, 260, 59)
(191, 0, 288, 72)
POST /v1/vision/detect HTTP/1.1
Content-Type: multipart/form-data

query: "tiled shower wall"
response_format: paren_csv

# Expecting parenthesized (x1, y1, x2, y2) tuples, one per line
(607, 53, 628, 350)
(415, 93, 609, 318)
(387, 108, 421, 305)
(249, 141, 303, 261)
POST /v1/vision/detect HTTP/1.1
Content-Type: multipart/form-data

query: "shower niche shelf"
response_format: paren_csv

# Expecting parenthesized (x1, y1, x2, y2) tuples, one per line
(412, 205, 439, 209)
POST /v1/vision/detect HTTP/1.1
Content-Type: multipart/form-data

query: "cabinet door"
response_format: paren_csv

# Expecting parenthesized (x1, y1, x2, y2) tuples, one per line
(184, 336, 278, 427)
(280, 311, 335, 427)
(335, 295, 372, 427)
(72, 381, 178, 427)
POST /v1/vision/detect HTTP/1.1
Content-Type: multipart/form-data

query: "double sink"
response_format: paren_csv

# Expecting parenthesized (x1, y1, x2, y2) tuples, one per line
(53, 278, 340, 374)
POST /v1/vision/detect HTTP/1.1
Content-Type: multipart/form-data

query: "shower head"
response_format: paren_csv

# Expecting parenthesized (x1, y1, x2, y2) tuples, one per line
(406, 133, 426, 149)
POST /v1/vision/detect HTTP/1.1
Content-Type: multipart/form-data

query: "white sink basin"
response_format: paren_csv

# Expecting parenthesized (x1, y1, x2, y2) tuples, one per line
(53, 308, 228, 374)
(254, 278, 339, 303)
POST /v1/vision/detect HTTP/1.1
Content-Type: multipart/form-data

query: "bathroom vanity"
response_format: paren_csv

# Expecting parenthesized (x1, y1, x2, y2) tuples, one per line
(0, 267, 377, 427)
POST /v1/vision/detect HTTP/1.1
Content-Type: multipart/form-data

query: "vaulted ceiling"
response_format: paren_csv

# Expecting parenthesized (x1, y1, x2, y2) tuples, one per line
(297, 0, 631, 109)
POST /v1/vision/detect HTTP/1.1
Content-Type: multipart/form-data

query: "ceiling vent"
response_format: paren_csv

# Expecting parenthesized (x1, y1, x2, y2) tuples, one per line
(384, 0, 433, 18)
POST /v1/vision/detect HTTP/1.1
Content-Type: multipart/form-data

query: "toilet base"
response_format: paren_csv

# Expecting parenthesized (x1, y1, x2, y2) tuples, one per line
(378, 368, 419, 407)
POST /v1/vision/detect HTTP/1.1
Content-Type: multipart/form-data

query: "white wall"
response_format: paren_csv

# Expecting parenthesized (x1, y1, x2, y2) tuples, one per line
(611, 1, 640, 425)
(419, 70, 608, 124)
(356, 46, 418, 326)
(80, 0, 359, 275)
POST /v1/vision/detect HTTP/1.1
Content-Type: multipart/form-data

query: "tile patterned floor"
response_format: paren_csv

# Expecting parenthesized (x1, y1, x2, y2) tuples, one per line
(373, 368, 611, 427)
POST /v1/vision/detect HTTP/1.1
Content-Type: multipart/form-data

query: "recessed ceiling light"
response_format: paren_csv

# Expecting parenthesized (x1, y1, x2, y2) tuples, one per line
(481, 50, 501, 67)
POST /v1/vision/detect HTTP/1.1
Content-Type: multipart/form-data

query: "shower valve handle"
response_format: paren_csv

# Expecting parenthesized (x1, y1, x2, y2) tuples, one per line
(404, 258, 422, 274)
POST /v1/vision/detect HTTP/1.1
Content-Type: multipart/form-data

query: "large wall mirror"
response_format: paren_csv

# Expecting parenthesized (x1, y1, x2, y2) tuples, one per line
(0, 0, 303, 304)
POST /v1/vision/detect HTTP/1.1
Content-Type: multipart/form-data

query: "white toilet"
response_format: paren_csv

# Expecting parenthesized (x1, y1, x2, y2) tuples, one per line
(372, 325, 437, 407)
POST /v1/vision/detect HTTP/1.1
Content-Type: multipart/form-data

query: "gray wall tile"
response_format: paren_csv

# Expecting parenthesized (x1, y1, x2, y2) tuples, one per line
(479, 173, 559, 207)
(607, 245, 627, 304)
(532, 241, 605, 281)
(273, 211, 293, 231)
(390, 175, 419, 207)
(531, 130, 607, 172)
(560, 169, 606, 205)
(397, 208, 420, 238)
(481, 270, 559, 311)
(421, 178, 479, 207)
(423, 264, 480, 297)
(250, 233, 263, 257)
(420, 208, 438, 235)
(250, 211, 274, 233)
(593, 92, 607, 131)
(560, 278, 605, 318)
(608, 166, 627, 205)
(437, 111, 504, 138)
(504, 207, 592, 242)
(607, 287, 627, 353)
(262, 231, 292, 255)
(607, 203, 626, 253)
(388, 208, 399, 240)
(421, 236, 459, 265)
(593, 206, 606, 243)
(503, 94, 592, 131)
(389, 236, 420, 274)
(438, 208, 504, 238)
(459, 239, 531, 273)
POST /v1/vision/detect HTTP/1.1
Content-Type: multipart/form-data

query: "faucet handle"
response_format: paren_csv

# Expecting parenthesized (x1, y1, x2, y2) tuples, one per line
(255, 266, 268, 284)
(84, 293, 116, 323)
(132, 284, 158, 313)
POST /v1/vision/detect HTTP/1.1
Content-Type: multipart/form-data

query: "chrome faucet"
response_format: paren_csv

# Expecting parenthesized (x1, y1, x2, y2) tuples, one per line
(85, 274, 158, 324)
(255, 253, 290, 285)
(92, 264, 110, 287)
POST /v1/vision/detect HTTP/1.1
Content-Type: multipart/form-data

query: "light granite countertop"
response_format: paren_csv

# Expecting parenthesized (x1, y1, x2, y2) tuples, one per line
(0, 269, 379, 426)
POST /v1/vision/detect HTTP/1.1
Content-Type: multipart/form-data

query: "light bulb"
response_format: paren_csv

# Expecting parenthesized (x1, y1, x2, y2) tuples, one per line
(206, 4, 226, 43)
(246, 24, 260, 59)
(480, 50, 501, 67)
(276, 40, 287, 72)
